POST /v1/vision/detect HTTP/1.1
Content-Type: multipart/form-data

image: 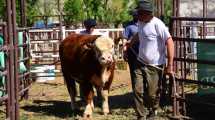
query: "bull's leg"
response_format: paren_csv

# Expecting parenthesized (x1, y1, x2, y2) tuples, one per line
(100, 65, 114, 115)
(101, 78, 113, 115)
(62, 72, 77, 111)
(69, 84, 77, 111)
(95, 87, 103, 107)
(90, 99, 94, 110)
(82, 83, 94, 118)
(101, 89, 109, 115)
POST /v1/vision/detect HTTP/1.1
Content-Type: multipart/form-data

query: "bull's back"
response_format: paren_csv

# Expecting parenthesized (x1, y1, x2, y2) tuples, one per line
(59, 33, 99, 79)
(59, 33, 99, 61)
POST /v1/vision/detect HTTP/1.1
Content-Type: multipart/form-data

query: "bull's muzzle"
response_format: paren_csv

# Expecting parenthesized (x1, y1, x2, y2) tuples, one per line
(100, 53, 114, 65)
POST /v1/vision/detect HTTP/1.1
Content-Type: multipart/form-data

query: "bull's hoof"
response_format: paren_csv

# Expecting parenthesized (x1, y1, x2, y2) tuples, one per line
(83, 113, 92, 120)
(103, 112, 108, 116)
(103, 111, 109, 116)
(103, 108, 110, 115)
(102, 104, 109, 115)
(87, 101, 94, 110)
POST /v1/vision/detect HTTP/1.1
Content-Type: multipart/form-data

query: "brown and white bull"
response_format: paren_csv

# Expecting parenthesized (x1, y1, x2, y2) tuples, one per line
(59, 33, 115, 118)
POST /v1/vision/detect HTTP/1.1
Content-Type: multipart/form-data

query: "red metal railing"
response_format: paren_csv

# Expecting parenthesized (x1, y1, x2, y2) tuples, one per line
(169, 16, 215, 119)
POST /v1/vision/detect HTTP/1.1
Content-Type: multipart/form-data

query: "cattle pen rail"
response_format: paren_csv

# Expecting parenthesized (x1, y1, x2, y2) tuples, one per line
(28, 28, 127, 81)
(169, 16, 215, 119)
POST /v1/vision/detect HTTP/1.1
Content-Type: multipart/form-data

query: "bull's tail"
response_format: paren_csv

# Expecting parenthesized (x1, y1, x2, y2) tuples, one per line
(59, 43, 77, 100)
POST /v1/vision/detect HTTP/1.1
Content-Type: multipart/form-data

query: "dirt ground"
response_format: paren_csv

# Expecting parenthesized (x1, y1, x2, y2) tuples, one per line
(18, 69, 140, 120)
(0, 69, 169, 120)
(1, 68, 215, 120)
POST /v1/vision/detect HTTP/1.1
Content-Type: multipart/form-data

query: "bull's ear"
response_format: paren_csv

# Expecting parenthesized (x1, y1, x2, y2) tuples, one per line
(79, 34, 100, 45)
(79, 34, 99, 50)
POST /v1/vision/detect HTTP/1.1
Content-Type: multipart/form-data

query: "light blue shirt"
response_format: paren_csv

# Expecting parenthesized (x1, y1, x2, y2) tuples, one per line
(138, 17, 171, 65)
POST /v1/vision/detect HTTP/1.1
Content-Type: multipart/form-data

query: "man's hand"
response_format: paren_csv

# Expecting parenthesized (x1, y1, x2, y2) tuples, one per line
(165, 65, 174, 75)
(122, 41, 130, 61)
(123, 50, 128, 61)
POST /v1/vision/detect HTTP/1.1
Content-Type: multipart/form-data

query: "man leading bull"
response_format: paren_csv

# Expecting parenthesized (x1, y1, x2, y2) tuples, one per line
(124, 0, 174, 119)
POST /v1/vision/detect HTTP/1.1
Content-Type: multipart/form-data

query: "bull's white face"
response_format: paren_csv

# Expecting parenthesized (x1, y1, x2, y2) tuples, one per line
(95, 36, 114, 65)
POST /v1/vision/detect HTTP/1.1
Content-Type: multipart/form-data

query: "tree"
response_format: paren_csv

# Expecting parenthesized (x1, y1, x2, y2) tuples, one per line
(0, 0, 40, 26)
(103, 0, 135, 27)
(63, 0, 136, 28)
(164, 0, 172, 26)
(1, 0, 173, 28)
(63, 0, 85, 27)
(26, 0, 40, 26)
(0, 0, 6, 21)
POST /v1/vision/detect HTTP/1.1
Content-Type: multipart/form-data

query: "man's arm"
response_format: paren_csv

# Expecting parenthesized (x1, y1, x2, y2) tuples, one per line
(126, 33, 139, 48)
(122, 33, 138, 61)
(166, 37, 174, 74)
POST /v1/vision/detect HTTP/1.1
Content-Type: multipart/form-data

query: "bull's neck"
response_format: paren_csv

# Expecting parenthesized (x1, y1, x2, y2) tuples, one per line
(101, 65, 111, 84)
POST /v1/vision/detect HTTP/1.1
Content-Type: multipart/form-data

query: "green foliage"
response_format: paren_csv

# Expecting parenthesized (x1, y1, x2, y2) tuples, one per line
(24, 0, 40, 26)
(0, 0, 39, 26)
(164, 0, 172, 26)
(0, 0, 6, 20)
(0, 0, 173, 28)
(63, 0, 136, 28)
(113, 0, 134, 27)
(26, 5, 39, 26)
(63, 0, 85, 26)
(26, 0, 60, 26)
(0, 0, 21, 24)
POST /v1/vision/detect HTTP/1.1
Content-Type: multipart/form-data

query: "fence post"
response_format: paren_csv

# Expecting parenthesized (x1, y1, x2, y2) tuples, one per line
(62, 26, 65, 40)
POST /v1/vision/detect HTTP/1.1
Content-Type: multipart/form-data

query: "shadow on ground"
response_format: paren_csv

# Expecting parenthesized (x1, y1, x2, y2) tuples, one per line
(21, 92, 134, 118)
(21, 100, 81, 118)
(109, 92, 134, 109)
(21, 91, 215, 120)
(186, 93, 215, 120)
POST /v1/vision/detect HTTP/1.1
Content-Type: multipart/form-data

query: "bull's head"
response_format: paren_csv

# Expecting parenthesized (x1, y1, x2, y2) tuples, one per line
(94, 36, 115, 66)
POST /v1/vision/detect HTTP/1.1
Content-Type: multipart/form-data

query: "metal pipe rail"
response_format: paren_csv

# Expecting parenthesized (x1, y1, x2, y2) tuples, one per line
(176, 78, 215, 87)
(173, 37, 215, 44)
(32, 50, 59, 53)
(30, 39, 60, 41)
(174, 58, 215, 65)
(0, 22, 6, 26)
(171, 17, 215, 21)
(170, 15, 215, 119)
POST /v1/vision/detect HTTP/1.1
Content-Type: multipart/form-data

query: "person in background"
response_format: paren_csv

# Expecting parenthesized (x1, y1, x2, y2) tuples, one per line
(126, 0, 175, 120)
(80, 18, 108, 36)
(80, 19, 97, 34)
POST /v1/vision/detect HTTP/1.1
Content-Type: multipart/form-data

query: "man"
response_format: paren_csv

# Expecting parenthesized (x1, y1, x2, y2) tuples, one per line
(127, 0, 174, 119)
(80, 18, 108, 36)
(80, 19, 97, 34)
